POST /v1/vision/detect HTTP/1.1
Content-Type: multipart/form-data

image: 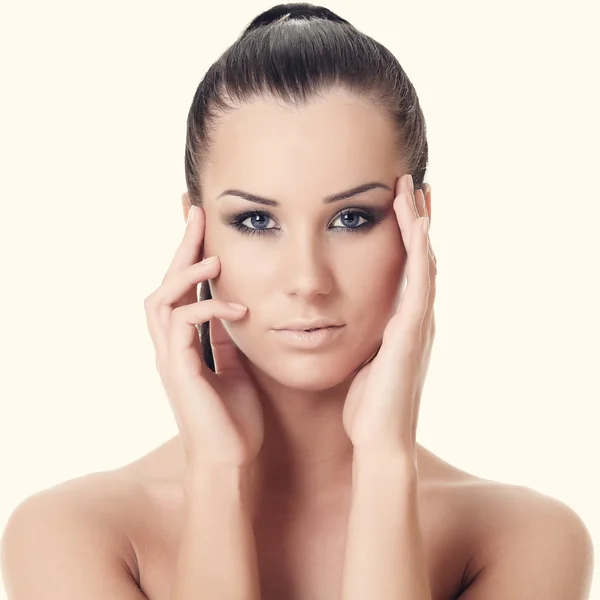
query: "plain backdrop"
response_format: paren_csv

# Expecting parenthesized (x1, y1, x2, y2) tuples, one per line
(1, 0, 598, 597)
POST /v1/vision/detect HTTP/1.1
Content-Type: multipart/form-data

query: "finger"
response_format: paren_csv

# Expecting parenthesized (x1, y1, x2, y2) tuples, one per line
(394, 173, 419, 216)
(144, 257, 221, 356)
(393, 174, 419, 252)
(210, 315, 249, 377)
(416, 189, 437, 333)
(416, 187, 437, 269)
(155, 256, 220, 307)
(163, 203, 206, 283)
(168, 300, 248, 380)
(392, 211, 430, 344)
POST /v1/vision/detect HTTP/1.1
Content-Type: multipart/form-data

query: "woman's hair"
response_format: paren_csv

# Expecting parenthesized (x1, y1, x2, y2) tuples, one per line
(184, 3, 429, 372)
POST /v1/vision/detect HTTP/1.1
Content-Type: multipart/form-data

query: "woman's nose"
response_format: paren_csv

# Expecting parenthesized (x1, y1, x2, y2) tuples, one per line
(277, 238, 334, 299)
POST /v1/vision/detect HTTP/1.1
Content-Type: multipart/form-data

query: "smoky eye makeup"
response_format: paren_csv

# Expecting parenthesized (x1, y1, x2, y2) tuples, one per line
(222, 206, 390, 238)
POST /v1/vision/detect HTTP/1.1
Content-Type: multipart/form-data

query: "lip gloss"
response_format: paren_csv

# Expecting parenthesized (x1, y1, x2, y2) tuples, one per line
(272, 325, 345, 349)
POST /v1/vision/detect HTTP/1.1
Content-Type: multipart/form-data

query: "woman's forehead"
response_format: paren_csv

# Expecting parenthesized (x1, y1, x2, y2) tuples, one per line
(204, 94, 399, 189)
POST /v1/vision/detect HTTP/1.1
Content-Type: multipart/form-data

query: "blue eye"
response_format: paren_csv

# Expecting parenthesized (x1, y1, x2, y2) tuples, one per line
(227, 208, 384, 237)
(236, 212, 277, 235)
(331, 211, 369, 229)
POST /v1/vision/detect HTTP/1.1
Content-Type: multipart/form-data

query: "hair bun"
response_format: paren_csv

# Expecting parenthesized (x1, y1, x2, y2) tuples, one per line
(242, 3, 349, 36)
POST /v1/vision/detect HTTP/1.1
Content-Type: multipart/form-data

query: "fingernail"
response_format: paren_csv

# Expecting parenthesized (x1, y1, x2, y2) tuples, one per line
(408, 174, 414, 192)
(187, 206, 196, 224)
(228, 302, 247, 311)
(202, 255, 217, 264)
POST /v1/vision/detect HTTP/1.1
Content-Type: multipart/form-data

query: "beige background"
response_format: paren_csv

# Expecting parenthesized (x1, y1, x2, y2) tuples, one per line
(1, 0, 598, 597)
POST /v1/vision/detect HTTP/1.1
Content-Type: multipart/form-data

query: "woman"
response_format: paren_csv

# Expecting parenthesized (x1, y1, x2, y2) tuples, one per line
(1, 3, 593, 600)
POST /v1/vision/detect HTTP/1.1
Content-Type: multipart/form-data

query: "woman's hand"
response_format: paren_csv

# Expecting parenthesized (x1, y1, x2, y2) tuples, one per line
(144, 199, 264, 470)
(342, 174, 437, 462)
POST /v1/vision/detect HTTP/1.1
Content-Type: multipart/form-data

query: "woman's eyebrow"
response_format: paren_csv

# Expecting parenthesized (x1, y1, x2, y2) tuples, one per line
(215, 182, 392, 207)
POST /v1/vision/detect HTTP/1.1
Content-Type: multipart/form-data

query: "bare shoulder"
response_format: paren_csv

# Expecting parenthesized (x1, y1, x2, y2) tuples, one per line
(1, 470, 148, 598)
(451, 477, 595, 599)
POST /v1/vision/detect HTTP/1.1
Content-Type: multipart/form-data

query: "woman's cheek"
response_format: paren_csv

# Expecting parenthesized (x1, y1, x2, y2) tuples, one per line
(211, 253, 265, 303)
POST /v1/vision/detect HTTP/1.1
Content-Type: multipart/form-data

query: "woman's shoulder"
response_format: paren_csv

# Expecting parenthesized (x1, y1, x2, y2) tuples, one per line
(426, 447, 590, 548)
(2, 437, 187, 581)
(4, 445, 590, 599)
(4, 468, 146, 529)
(1, 468, 149, 593)
(417, 447, 592, 593)
(437, 472, 593, 594)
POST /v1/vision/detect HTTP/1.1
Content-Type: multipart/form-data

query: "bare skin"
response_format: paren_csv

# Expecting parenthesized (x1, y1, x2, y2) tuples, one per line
(118, 435, 483, 599)
(2, 89, 593, 599)
(4, 435, 579, 600)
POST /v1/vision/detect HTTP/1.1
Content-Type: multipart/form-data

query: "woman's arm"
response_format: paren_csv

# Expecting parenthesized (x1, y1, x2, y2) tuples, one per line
(1, 471, 262, 600)
(172, 466, 261, 600)
(339, 452, 594, 600)
(339, 452, 433, 600)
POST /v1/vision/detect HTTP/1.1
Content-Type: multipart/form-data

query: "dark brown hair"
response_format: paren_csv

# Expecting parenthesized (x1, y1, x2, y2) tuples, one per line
(183, 3, 429, 372)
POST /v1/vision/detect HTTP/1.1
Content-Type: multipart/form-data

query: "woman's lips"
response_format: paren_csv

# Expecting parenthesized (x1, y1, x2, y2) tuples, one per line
(272, 325, 345, 348)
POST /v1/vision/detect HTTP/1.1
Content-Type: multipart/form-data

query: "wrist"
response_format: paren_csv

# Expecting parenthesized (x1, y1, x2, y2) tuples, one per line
(184, 463, 252, 501)
(352, 448, 418, 485)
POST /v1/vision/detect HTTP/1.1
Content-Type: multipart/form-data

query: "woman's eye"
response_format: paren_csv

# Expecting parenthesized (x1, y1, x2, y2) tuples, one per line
(239, 212, 276, 233)
(228, 208, 382, 237)
(330, 211, 369, 229)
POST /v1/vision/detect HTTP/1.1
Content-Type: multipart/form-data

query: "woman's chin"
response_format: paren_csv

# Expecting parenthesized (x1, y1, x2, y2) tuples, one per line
(254, 352, 365, 391)
(232, 328, 384, 391)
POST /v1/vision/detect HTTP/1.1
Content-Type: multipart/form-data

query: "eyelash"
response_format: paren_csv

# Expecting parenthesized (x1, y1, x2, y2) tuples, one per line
(227, 208, 385, 237)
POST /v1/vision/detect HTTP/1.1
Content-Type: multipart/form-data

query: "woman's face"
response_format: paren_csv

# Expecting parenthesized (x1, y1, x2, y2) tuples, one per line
(200, 88, 408, 390)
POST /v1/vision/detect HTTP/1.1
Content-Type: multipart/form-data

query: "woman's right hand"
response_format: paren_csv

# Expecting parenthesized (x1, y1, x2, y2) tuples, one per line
(143, 199, 264, 470)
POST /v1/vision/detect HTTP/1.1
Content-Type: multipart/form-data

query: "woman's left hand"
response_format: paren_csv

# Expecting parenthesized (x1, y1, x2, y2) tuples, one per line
(342, 174, 437, 463)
